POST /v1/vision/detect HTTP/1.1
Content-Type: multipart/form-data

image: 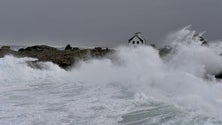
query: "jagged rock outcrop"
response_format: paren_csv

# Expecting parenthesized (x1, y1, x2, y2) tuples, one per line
(159, 46, 172, 57)
(215, 73, 222, 79)
(0, 46, 18, 57)
(0, 45, 114, 69)
(65, 44, 72, 50)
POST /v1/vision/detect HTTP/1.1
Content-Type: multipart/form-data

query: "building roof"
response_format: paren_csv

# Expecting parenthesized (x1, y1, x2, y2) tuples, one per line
(128, 34, 145, 43)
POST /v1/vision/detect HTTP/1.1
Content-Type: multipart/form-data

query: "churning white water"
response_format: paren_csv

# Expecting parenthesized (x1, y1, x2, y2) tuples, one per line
(1, 27, 222, 125)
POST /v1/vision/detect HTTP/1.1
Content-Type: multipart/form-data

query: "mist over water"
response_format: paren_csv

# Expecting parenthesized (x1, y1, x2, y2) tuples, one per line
(1, 27, 222, 125)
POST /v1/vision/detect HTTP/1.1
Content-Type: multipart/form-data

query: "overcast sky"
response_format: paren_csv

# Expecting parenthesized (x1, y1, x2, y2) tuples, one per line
(0, 0, 222, 47)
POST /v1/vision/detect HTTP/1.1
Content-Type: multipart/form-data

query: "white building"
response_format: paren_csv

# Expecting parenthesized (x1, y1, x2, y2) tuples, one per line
(128, 32, 146, 46)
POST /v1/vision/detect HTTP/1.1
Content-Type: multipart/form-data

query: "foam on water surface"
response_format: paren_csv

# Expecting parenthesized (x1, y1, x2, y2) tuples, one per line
(1, 27, 222, 125)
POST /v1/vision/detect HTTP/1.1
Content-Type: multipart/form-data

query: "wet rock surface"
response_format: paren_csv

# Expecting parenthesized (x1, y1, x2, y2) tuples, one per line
(0, 45, 114, 69)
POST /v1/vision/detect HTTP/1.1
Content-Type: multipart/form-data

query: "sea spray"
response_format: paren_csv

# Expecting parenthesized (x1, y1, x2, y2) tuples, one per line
(1, 28, 222, 124)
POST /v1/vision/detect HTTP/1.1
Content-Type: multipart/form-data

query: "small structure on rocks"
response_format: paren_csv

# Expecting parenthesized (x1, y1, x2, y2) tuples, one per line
(128, 32, 146, 46)
(193, 33, 208, 45)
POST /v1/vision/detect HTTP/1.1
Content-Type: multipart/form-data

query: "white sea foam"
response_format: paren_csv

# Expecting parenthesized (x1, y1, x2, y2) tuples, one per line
(1, 27, 222, 125)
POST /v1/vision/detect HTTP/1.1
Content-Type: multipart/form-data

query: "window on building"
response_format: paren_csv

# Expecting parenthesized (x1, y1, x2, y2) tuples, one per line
(137, 41, 140, 44)
(132, 41, 135, 44)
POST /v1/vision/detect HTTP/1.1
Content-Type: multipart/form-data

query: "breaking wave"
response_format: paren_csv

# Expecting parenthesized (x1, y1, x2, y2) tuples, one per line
(1, 27, 222, 125)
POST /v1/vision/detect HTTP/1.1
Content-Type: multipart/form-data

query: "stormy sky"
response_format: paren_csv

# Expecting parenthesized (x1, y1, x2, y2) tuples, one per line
(0, 0, 222, 47)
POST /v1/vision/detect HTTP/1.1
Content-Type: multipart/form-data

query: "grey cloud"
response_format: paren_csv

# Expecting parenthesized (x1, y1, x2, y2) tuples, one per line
(0, 0, 222, 47)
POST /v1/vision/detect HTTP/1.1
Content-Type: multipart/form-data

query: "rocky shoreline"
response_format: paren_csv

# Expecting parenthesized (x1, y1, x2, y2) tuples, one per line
(0, 45, 114, 69)
(2, 44, 222, 79)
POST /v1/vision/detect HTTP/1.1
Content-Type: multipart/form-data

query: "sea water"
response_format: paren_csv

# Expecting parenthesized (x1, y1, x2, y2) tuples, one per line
(1, 27, 222, 125)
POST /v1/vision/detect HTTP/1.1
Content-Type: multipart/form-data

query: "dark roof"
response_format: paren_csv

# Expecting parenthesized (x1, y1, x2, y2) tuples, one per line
(128, 36, 135, 43)
(128, 35, 144, 43)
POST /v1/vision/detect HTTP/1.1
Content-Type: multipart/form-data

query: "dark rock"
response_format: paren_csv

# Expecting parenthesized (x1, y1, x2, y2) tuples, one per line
(159, 46, 172, 57)
(73, 47, 80, 51)
(202, 41, 208, 45)
(95, 47, 102, 51)
(0, 46, 17, 57)
(26, 61, 44, 70)
(1, 46, 10, 50)
(26, 45, 57, 51)
(215, 73, 222, 79)
(0, 45, 113, 69)
(65, 44, 72, 50)
(150, 44, 157, 49)
(18, 48, 25, 52)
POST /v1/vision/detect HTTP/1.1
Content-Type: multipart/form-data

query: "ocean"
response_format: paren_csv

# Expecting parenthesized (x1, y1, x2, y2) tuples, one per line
(1, 27, 222, 125)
